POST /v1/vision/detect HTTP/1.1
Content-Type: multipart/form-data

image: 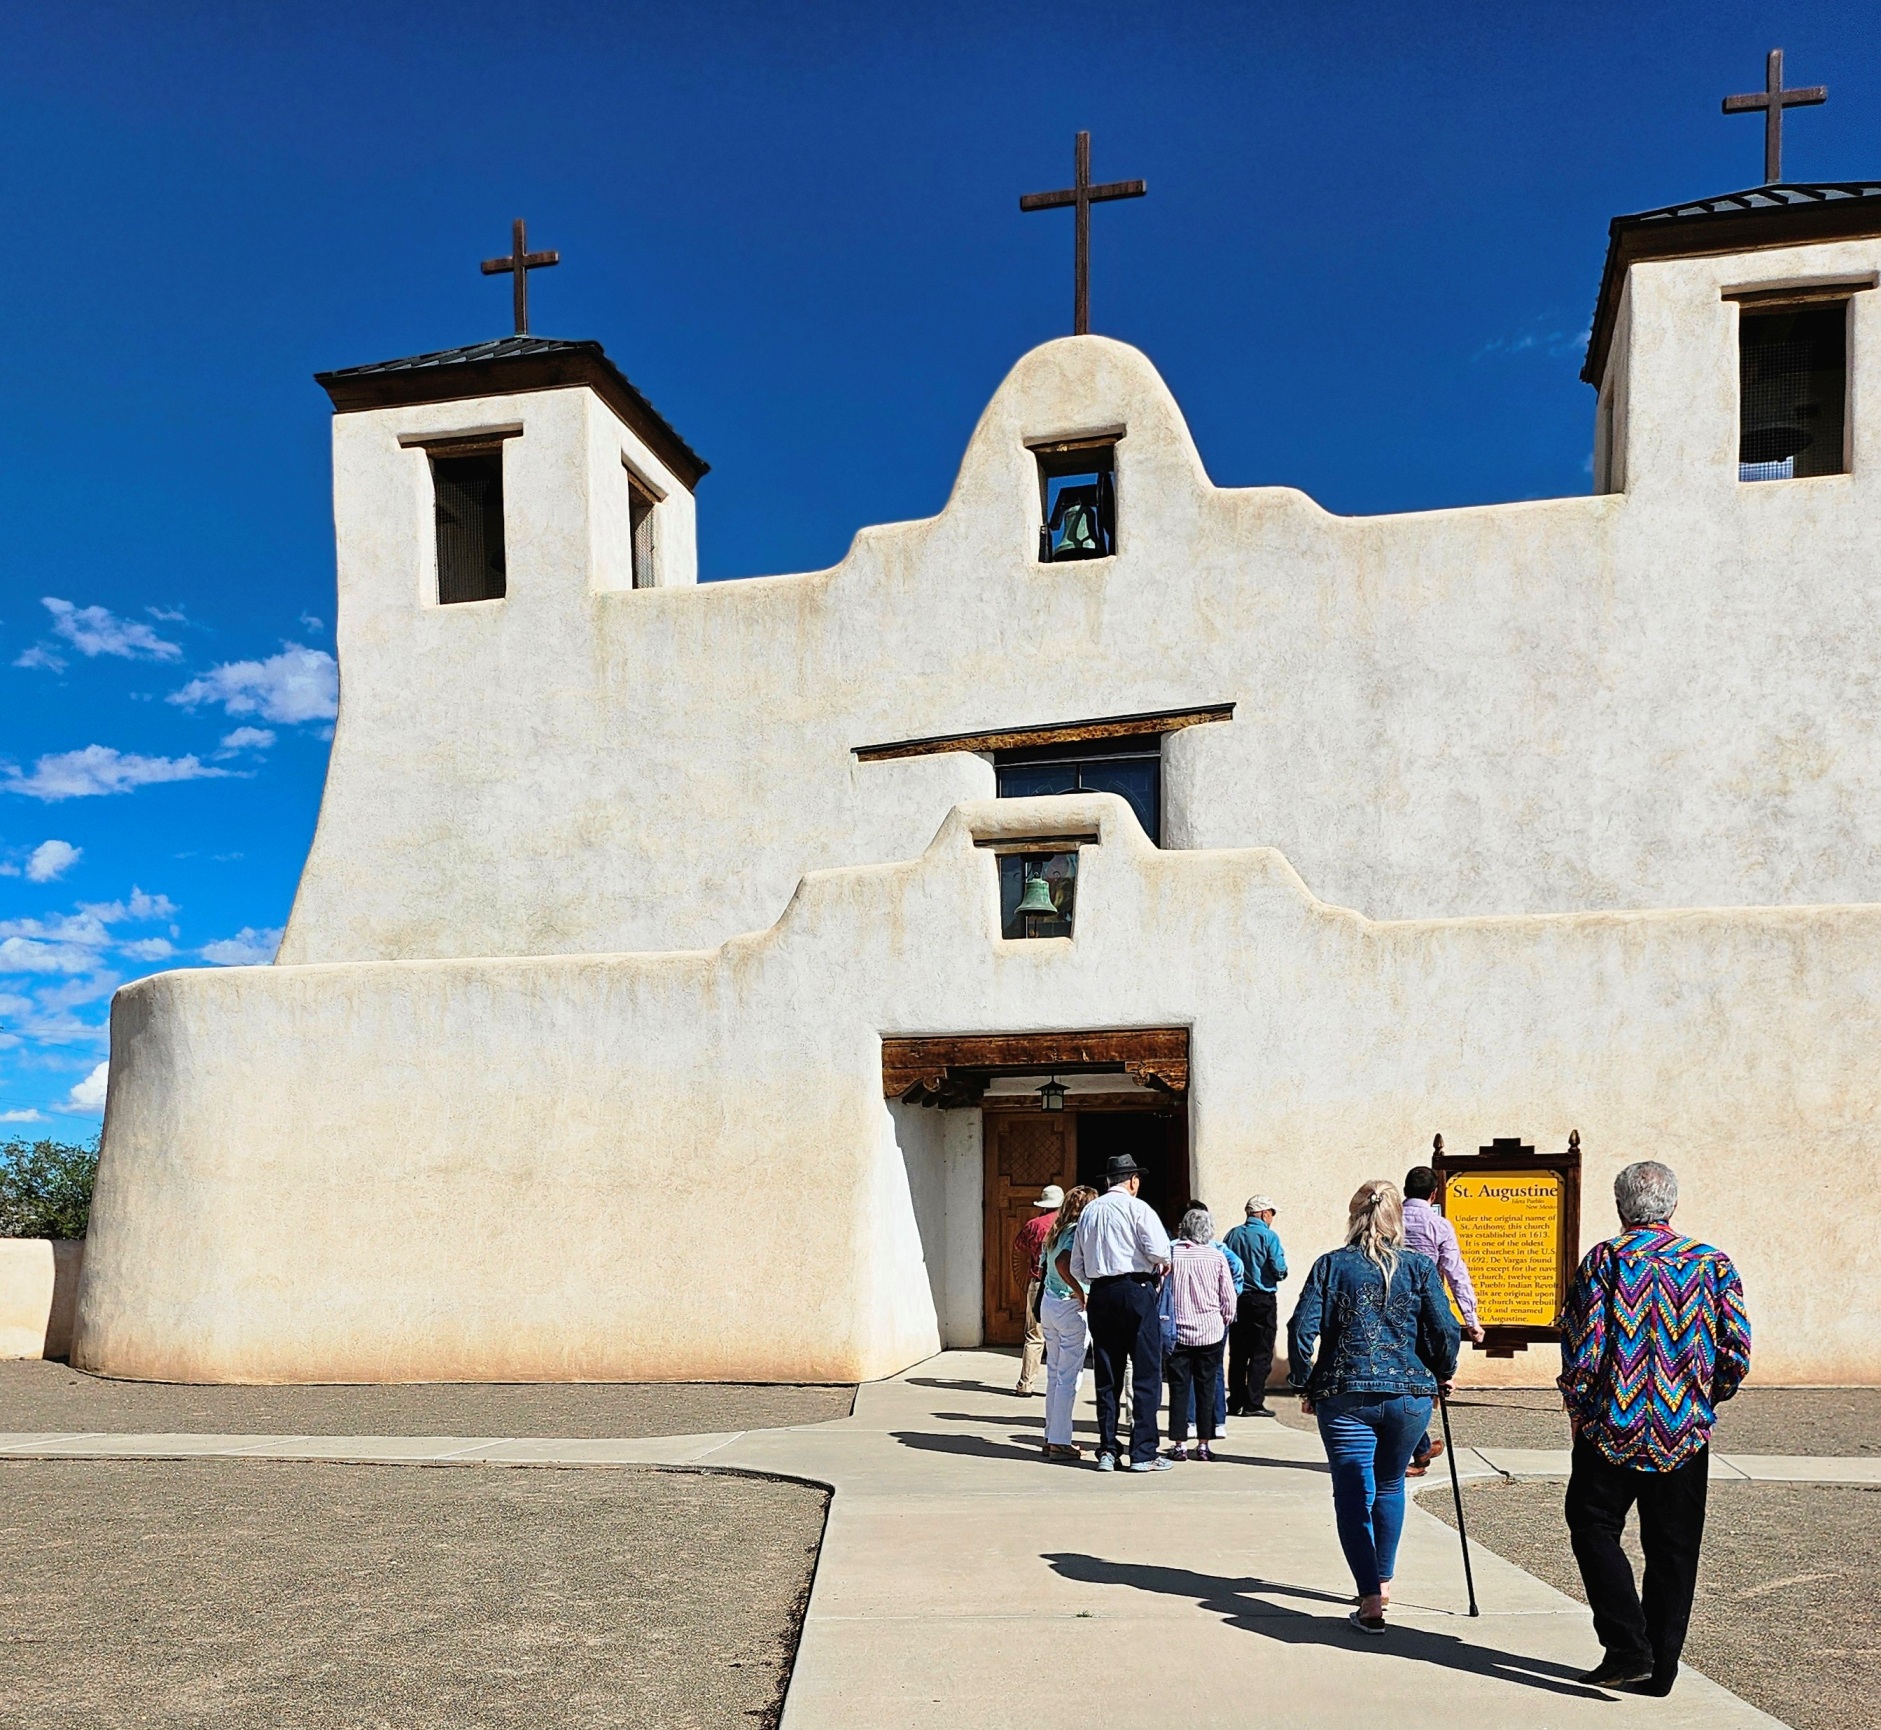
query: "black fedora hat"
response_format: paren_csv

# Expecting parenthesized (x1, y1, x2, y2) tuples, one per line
(1104, 1154, 1145, 1181)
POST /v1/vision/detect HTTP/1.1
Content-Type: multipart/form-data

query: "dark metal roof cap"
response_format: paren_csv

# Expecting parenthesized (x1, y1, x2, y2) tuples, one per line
(1582, 182, 1881, 386)
(314, 335, 708, 490)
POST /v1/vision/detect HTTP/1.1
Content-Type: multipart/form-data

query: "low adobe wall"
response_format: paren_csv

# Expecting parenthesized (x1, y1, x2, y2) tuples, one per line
(75, 794, 1881, 1385)
(1, 1239, 85, 1360)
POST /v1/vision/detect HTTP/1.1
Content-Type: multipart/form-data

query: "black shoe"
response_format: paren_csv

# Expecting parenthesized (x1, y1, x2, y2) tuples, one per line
(1578, 1657, 1654, 1688)
(1246, 1405, 1273, 1418)
(1617, 1674, 1676, 1698)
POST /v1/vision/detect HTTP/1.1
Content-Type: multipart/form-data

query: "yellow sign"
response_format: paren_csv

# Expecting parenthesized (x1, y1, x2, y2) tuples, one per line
(1443, 1172, 1565, 1328)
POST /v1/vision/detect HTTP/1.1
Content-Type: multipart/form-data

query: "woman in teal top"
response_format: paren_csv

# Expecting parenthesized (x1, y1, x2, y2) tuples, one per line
(1038, 1185, 1097, 1460)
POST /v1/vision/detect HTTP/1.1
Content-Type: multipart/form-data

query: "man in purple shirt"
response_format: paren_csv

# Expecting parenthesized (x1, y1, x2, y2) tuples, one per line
(1400, 1165, 1485, 1474)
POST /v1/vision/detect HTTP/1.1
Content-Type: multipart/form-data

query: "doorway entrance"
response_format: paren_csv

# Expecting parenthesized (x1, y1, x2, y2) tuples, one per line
(880, 1026, 1193, 1349)
(981, 1100, 1190, 1347)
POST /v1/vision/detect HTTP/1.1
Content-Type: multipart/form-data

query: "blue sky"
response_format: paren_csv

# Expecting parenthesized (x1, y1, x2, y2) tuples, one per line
(2, 1, 1875, 1130)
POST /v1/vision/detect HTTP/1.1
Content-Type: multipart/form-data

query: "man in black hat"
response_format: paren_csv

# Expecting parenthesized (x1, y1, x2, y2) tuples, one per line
(1069, 1153, 1174, 1472)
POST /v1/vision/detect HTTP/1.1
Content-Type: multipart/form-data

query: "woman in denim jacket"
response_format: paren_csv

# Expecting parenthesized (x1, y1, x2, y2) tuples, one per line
(1288, 1180, 1460, 1635)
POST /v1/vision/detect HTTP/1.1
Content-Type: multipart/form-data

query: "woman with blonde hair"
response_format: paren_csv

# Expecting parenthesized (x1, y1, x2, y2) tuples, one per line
(1287, 1179, 1460, 1634)
(1039, 1184, 1100, 1461)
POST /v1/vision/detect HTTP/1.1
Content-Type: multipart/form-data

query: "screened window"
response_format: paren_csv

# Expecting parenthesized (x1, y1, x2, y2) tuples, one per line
(432, 452, 507, 603)
(1738, 303, 1847, 482)
(1034, 439, 1117, 562)
(628, 472, 659, 588)
(995, 739, 1160, 844)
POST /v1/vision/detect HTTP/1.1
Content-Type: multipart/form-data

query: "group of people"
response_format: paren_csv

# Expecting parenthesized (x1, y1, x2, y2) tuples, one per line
(1008, 1150, 1752, 1697)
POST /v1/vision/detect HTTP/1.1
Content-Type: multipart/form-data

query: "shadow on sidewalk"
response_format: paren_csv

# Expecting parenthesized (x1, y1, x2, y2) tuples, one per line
(1042, 1554, 1604, 1699)
(891, 1431, 1045, 1463)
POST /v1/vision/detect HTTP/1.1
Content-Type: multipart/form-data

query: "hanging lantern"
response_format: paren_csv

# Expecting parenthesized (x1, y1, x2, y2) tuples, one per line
(1037, 1075, 1067, 1113)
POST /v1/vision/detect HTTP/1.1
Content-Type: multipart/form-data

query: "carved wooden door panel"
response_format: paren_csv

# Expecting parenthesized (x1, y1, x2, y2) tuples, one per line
(983, 1113, 1076, 1345)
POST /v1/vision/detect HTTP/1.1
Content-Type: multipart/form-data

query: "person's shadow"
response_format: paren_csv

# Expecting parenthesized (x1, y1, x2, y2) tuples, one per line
(1041, 1554, 1605, 1699)
(892, 1430, 1045, 1463)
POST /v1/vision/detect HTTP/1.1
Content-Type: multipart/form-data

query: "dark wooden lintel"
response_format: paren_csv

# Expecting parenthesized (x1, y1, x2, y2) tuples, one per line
(854, 704, 1233, 764)
(883, 1027, 1189, 1105)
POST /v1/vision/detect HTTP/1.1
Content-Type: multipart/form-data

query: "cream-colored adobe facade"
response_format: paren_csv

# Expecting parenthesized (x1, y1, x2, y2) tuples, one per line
(76, 186, 1881, 1384)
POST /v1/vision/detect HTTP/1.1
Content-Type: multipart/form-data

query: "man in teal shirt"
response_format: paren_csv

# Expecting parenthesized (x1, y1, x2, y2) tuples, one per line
(1223, 1195, 1287, 1417)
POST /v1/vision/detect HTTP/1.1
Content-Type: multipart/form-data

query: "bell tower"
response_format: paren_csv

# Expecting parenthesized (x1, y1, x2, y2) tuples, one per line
(315, 335, 708, 607)
(1583, 183, 1881, 495)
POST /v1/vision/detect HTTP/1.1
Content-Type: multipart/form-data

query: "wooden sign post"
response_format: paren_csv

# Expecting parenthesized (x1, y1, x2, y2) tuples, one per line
(1430, 1130, 1582, 1358)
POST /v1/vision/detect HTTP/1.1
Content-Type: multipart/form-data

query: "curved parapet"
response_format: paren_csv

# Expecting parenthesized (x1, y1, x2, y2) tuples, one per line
(78, 793, 1881, 1384)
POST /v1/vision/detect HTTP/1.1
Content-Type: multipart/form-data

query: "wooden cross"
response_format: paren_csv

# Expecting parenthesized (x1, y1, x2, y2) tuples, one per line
(1020, 131, 1146, 336)
(1723, 49, 1826, 185)
(481, 218, 560, 336)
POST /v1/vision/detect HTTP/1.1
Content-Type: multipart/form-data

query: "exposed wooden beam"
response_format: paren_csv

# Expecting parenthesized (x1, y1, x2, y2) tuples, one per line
(854, 704, 1233, 765)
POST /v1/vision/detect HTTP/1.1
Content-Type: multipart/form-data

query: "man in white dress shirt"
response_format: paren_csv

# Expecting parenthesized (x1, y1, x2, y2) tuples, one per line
(1070, 1153, 1174, 1472)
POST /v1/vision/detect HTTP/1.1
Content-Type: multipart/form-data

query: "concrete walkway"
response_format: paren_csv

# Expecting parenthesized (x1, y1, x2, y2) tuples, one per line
(5, 1350, 1844, 1729)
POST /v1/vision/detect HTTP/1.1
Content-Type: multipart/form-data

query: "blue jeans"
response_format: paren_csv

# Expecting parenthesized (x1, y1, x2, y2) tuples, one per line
(1315, 1392, 1433, 1595)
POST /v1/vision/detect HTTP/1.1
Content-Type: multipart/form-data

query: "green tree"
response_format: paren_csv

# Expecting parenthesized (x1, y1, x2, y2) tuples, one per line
(0, 1138, 100, 1239)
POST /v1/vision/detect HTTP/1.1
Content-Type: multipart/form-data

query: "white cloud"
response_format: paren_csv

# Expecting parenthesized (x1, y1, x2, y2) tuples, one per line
(65, 1061, 108, 1113)
(0, 1108, 45, 1123)
(39, 597, 183, 661)
(118, 937, 175, 961)
(0, 936, 97, 975)
(146, 606, 187, 622)
(170, 644, 337, 726)
(2, 745, 231, 801)
(12, 643, 67, 672)
(200, 926, 282, 967)
(83, 888, 179, 924)
(25, 839, 80, 883)
(218, 726, 276, 753)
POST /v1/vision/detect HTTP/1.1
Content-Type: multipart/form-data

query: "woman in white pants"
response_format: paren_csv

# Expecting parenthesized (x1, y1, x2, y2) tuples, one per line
(1038, 1184, 1098, 1461)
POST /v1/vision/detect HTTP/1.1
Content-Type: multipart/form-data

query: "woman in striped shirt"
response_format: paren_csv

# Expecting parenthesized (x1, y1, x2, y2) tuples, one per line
(1164, 1207, 1239, 1461)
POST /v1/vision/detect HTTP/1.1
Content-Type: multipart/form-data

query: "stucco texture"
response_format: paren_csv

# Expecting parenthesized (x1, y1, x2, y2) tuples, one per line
(77, 795, 1881, 1384)
(0, 1239, 83, 1361)
(285, 260, 1881, 967)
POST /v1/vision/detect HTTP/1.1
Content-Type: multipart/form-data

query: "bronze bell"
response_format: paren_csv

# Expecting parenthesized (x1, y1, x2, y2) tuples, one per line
(1015, 874, 1059, 918)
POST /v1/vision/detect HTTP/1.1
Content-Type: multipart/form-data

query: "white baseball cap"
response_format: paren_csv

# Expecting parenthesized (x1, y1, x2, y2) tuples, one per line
(1245, 1194, 1276, 1215)
(1035, 1184, 1065, 1209)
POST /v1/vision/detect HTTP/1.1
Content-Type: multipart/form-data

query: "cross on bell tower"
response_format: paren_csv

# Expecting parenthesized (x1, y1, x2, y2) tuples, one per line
(1723, 49, 1827, 185)
(481, 218, 561, 336)
(1019, 131, 1147, 336)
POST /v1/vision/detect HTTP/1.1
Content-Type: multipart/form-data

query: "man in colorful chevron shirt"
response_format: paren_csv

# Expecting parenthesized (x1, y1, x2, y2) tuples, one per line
(1558, 1160, 1752, 1697)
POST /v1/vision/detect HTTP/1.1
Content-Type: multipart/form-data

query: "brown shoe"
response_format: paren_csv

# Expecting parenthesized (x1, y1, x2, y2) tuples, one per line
(1405, 1460, 1430, 1476)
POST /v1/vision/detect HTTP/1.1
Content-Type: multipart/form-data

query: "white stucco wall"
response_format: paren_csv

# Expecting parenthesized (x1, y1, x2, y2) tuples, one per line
(1, 1239, 83, 1360)
(280, 235, 1881, 968)
(80, 795, 1881, 1385)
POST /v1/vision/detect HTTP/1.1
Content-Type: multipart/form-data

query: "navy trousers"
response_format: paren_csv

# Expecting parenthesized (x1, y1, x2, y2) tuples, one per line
(1088, 1273, 1163, 1464)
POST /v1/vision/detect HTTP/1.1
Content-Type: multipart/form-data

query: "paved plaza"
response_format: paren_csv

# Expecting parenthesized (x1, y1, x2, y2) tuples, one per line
(2, 1354, 1876, 1727)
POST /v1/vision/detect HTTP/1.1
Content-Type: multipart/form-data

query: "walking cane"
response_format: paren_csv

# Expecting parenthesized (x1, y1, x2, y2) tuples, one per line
(1438, 1393, 1480, 1617)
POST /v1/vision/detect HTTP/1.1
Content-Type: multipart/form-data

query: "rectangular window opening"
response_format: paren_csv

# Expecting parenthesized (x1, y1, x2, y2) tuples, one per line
(998, 850, 1078, 939)
(995, 738, 1161, 846)
(1738, 302, 1848, 483)
(628, 474, 659, 588)
(1033, 440, 1117, 562)
(432, 451, 507, 603)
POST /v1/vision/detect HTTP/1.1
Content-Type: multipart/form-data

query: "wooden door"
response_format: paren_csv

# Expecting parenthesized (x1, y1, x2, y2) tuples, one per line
(983, 1112, 1077, 1345)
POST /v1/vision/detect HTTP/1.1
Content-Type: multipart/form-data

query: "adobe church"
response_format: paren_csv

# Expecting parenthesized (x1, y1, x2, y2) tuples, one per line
(73, 155, 1881, 1386)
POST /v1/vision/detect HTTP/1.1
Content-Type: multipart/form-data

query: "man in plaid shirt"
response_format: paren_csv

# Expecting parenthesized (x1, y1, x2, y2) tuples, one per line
(1558, 1160, 1751, 1696)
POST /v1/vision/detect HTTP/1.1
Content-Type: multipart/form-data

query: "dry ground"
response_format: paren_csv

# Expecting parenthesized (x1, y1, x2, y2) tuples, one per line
(0, 1456, 828, 1730)
(1420, 1477, 1881, 1730)
(0, 1359, 855, 1438)
(1272, 1384, 1881, 1455)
